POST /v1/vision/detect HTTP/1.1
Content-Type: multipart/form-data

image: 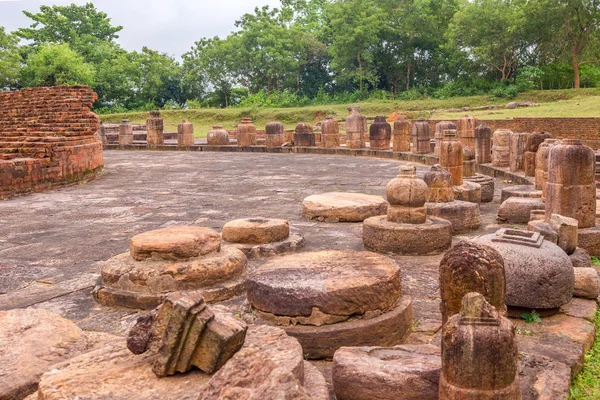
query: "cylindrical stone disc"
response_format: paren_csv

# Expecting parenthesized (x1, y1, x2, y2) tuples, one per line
(222, 218, 289, 244)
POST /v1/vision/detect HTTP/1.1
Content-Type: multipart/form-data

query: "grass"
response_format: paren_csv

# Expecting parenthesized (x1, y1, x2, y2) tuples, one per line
(99, 88, 600, 138)
(570, 310, 600, 399)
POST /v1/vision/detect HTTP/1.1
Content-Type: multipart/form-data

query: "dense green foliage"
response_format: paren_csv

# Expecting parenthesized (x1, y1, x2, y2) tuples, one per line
(3, 0, 600, 111)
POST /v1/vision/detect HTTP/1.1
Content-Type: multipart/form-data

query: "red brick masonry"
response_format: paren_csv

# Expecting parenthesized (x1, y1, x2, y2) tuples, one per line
(0, 86, 103, 199)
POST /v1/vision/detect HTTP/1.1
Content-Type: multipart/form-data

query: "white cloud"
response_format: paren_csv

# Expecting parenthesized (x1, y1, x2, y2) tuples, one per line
(0, 0, 282, 58)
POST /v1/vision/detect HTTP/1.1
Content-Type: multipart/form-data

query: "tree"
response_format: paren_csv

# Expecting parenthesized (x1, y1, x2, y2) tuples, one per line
(326, 0, 385, 93)
(21, 43, 95, 87)
(0, 27, 22, 90)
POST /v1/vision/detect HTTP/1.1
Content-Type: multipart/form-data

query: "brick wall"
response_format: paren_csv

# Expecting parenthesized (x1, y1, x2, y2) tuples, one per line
(0, 86, 104, 199)
(425, 117, 600, 149)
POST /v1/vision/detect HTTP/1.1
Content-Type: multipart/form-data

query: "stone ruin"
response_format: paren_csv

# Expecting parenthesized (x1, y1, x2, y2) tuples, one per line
(456, 114, 477, 151)
(363, 165, 452, 255)
(474, 123, 492, 164)
(237, 117, 257, 146)
(392, 115, 411, 152)
(524, 131, 552, 177)
(294, 122, 316, 147)
(94, 226, 247, 309)
(434, 121, 455, 158)
(119, 119, 134, 145)
(177, 120, 195, 146)
(0, 86, 103, 199)
(302, 191, 388, 222)
(492, 128, 511, 168)
(411, 118, 431, 154)
(346, 106, 367, 149)
(369, 116, 392, 150)
(439, 129, 482, 203)
(321, 115, 340, 148)
(146, 111, 164, 146)
(265, 121, 285, 147)
(207, 125, 229, 146)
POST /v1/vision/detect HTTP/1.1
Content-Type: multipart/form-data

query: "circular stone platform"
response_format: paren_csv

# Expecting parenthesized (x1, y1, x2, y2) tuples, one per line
(94, 227, 247, 309)
(246, 250, 412, 358)
(426, 200, 481, 233)
(452, 181, 482, 204)
(363, 216, 452, 255)
(500, 185, 542, 204)
(302, 192, 388, 222)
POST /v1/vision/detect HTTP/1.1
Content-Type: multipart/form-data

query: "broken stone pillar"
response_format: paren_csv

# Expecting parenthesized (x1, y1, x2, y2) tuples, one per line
(345, 106, 366, 149)
(439, 293, 521, 400)
(492, 129, 511, 168)
(386, 165, 429, 224)
(535, 138, 560, 195)
(207, 125, 229, 146)
(237, 118, 257, 146)
(411, 118, 431, 154)
(146, 111, 164, 146)
(439, 129, 464, 186)
(294, 122, 315, 147)
(463, 147, 475, 177)
(393, 116, 411, 152)
(474, 124, 492, 164)
(509, 132, 529, 172)
(265, 121, 285, 148)
(321, 116, 340, 148)
(439, 242, 506, 324)
(524, 132, 551, 177)
(98, 122, 108, 145)
(545, 139, 596, 229)
(424, 165, 455, 203)
(456, 115, 477, 151)
(550, 214, 579, 255)
(369, 116, 392, 150)
(177, 120, 195, 146)
(127, 291, 247, 377)
(435, 121, 456, 158)
(119, 119, 133, 145)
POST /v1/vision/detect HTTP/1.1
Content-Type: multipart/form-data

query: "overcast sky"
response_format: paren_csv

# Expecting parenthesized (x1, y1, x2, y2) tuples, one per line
(0, 0, 282, 58)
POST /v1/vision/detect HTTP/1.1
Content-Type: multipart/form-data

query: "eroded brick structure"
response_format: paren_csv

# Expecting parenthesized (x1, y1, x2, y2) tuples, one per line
(0, 86, 103, 199)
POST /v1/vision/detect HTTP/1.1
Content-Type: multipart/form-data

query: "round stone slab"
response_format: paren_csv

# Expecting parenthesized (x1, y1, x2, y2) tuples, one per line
(222, 218, 289, 244)
(363, 216, 452, 255)
(302, 192, 388, 222)
(95, 246, 247, 309)
(130, 226, 221, 261)
(500, 185, 542, 204)
(247, 250, 402, 319)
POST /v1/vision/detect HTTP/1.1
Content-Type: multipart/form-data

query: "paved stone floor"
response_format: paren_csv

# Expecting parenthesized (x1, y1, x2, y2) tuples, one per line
(1, 150, 550, 398)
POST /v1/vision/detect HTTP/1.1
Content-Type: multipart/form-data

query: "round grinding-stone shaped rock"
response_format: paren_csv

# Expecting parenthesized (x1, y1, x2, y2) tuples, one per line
(222, 218, 289, 244)
(130, 226, 221, 261)
(363, 215, 452, 255)
(302, 192, 388, 222)
(247, 250, 412, 358)
(475, 228, 574, 311)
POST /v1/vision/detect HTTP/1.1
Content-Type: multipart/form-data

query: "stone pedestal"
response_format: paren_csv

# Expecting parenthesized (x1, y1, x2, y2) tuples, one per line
(453, 181, 481, 204)
(393, 116, 411, 152)
(524, 132, 551, 177)
(207, 125, 229, 146)
(237, 118, 257, 146)
(221, 217, 304, 258)
(535, 139, 560, 194)
(246, 250, 413, 359)
(346, 106, 366, 149)
(440, 293, 521, 400)
(434, 121, 455, 158)
(294, 122, 315, 147)
(439, 129, 464, 186)
(456, 114, 477, 151)
(177, 120, 195, 146)
(146, 111, 164, 145)
(492, 129, 511, 168)
(302, 192, 388, 222)
(411, 119, 431, 154)
(369, 116, 391, 150)
(321, 116, 340, 148)
(464, 174, 495, 202)
(94, 226, 247, 309)
(463, 146, 475, 177)
(475, 124, 492, 164)
(265, 121, 285, 147)
(119, 119, 133, 145)
(509, 132, 529, 172)
(501, 185, 542, 204)
(545, 139, 596, 229)
(475, 229, 574, 311)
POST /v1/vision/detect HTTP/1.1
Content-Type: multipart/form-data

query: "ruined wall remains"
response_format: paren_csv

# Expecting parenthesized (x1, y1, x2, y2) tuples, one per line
(0, 86, 104, 199)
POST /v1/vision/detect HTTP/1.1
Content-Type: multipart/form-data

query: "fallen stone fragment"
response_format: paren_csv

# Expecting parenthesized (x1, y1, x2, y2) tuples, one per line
(302, 192, 388, 222)
(570, 247, 592, 269)
(573, 267, 600, 299)
(498, 197, 545, 224)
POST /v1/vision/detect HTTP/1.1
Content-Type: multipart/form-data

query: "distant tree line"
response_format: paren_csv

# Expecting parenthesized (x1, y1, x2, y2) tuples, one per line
(1, 0, 600, 112)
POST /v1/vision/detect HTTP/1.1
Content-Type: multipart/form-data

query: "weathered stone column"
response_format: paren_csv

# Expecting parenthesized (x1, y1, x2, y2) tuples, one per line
(177, 120, 195, 146)
(411, 118, 431, 154)
(118, 119, 133, 145)
(439, 242, 506, 324)
(524, 132, 551, 177)
(509, 132, 529, 172)
(474, 124, 492, 164)
(463, 147, 475, 177)
(386, 165, 429, 224)
(98, 122, 108, 145)
(424, 165, 455, 203)
(456, 115, 477, 151)
(369, 116, 391, 150)
(146, 111, 164, 146)
(545, 139, 596, 229)
(265, 121, 285, 148)
(392, 116, 411, 152)
(492, 129, 511, 168)
(535, 138, 560, 195)
(439, 293, 521, 400)
(207, 125, 229, 146)
(435, 121, 456, 158)
(294, 122, 315, 147)
(321, 116, 340, 148)
(439, 129, 464, 186)
(237, 118, 257, 146)
(345, 106, 366, 149)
